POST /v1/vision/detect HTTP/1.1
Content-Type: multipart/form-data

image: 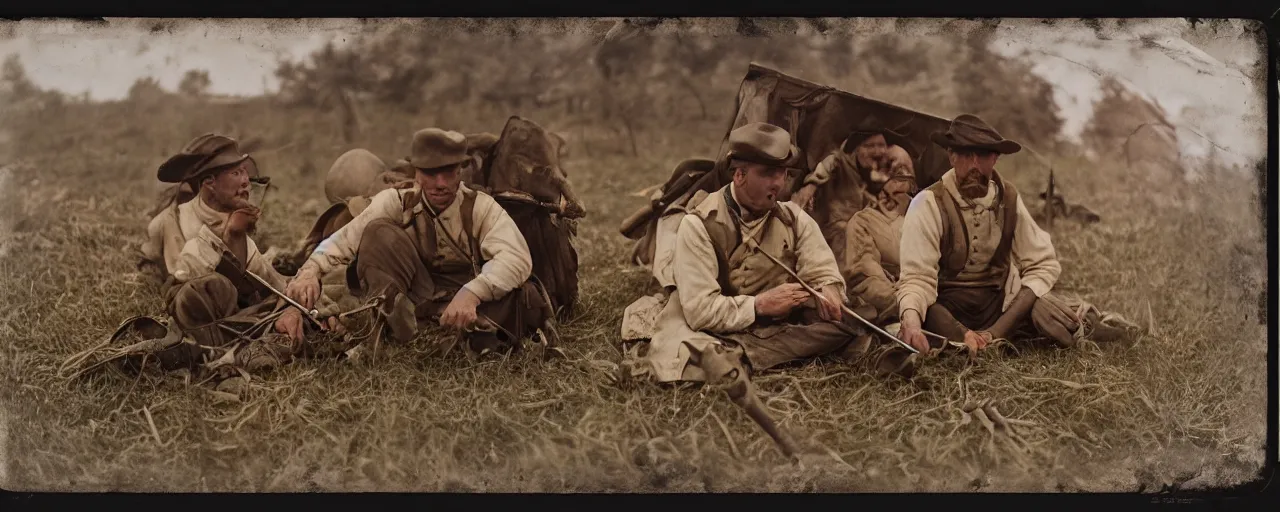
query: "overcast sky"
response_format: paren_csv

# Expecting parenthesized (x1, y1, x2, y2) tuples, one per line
(0, 18, 1265, 167)
(0, 19, 359, 99)
(990, 19, 1263, 167)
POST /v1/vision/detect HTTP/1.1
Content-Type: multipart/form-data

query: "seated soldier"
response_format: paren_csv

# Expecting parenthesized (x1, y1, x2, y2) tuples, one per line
(843, 145, 918, 325)
(296, 131, 503, 270)
(789, 116, 910, 273)
(140, 181, 196, 280)
(642, 122, 915, 383)
(157, 134, 342, 347)
(896, 114, 1131, 355)
(283, 128, 553, 356)
(140, 137, 262, 281)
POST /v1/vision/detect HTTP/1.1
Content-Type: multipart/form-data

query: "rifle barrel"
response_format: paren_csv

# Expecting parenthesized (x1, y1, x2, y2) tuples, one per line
(245, 270, 323, 328)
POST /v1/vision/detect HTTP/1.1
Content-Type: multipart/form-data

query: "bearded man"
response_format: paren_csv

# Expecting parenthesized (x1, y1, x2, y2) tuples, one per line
(157, 134, 342, 347)
(895, 114, 1102, 354)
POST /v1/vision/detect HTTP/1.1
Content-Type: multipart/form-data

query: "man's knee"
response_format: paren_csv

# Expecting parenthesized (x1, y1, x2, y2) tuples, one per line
(358, 219, 413, 254)
(354, 219, 419, 293)
(169, 273, 239, 329)
(510, 280, 554, 325)
(836, 302, 877, 331)
(1030, 293, 1079, 346)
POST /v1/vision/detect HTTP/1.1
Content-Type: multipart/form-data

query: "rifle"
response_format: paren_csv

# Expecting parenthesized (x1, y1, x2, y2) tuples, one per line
(743, 236, 963, 354)
(243, 269, 324, 330)
(718, 194, 961, 353)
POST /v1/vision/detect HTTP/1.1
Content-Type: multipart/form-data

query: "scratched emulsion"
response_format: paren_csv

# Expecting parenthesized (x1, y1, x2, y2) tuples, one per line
(0, 16, 1268, 492)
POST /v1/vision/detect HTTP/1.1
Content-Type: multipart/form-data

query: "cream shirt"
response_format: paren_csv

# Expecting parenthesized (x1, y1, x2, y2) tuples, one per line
(643, 184, 845, 382)
(144, 196, 227, 278)
(172, 223, 289, 292)
(896, 169, 1061, 320)
(844, 203, 905, 314)
(297, 183, 532, 302)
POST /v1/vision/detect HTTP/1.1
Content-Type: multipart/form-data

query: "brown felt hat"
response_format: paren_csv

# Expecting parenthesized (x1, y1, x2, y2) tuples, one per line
(930, 114, 1022, 154)
(408, 128, 471, 171)
(157, 133, 254, 184)
(841, 115, 911, 154)
(726, 122, 798, 166)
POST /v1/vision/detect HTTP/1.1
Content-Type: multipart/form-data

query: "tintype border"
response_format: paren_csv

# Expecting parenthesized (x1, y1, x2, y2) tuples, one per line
(0, 0, 1276, 509)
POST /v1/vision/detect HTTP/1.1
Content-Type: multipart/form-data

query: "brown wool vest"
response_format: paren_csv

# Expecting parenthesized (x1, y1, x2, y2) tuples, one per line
(694, 187, 800, 297)
(398, 188, 484, 291)
(927, 172, 1020, 285)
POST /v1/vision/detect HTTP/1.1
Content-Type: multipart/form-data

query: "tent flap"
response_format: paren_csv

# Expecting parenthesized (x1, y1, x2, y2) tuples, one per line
(718, 63, 955, 190)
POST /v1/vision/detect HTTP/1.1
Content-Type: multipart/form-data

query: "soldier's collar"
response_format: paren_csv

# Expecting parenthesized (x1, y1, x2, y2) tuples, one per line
(418, 186, 465, 219)
(192, 193, 230, 231)
(725, 183, 762, 223)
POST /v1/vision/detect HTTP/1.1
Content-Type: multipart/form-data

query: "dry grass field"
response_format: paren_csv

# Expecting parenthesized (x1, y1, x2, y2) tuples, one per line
(0, 89, 1268, 493)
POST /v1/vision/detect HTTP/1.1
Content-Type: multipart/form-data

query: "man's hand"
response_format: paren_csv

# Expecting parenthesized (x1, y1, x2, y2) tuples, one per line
(816, 284, 843, 322)
(960, 330, 993, 362)
(326, 316, 346, 334)
(275, 308, 305, 342)
(440, 288, 483, 330)
(791, 184, 817, 212)
(898, 309, 930, 354)
(224, 206, 261, 238)
(275, 309, 345, 344)
(284, 267, 322, 310)
(755, 283, 810, 318)
(964, 330, 993, 351)
(221, 206, 260, 266)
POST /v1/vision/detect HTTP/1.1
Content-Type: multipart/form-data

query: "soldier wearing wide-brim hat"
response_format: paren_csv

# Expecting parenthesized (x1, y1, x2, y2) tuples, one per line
(285, 127, 558, 358)
(895, 114, 1135, 358)
(141, 134, 262, 279)
(636, 121, 917, 386)
(141, 134, 262, 280)
(143, 133, 344, 349)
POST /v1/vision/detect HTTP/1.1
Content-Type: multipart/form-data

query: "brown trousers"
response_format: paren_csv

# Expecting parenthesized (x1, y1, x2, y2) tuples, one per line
(165, 274, 279, 347)
(928, 285, 1078, 344)
(716, 303, 891, 373)
(352, 219, 550, 348)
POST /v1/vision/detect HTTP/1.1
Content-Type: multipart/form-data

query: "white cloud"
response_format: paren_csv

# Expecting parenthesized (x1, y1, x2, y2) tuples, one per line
(0, 18, 352, 100)
(990, 18, 1265, 167)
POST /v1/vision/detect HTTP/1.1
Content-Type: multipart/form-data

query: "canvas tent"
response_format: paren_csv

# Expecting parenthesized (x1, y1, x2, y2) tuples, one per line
(620, 63, 957, 289)
(720, 63, 956, 191)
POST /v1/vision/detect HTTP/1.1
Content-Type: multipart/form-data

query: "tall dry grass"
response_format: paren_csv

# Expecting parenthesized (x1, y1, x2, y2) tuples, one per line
(0, 91, 1267, 492)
